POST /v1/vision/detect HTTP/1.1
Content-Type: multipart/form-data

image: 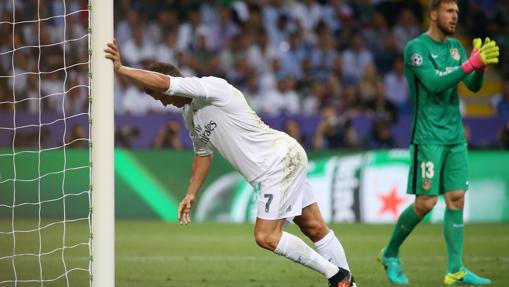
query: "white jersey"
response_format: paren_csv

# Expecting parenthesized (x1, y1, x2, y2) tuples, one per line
(165, 76, 297, 184)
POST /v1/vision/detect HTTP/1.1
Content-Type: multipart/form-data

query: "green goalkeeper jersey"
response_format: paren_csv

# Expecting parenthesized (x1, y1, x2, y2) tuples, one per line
(404, 33, 484, 145)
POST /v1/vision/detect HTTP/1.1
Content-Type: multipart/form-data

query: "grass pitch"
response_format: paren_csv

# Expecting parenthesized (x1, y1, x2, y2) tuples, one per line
(1, 221, 508, 286)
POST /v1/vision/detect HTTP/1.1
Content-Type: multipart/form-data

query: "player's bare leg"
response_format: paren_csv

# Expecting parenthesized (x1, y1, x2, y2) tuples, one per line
(293, 203, 329, 242)
(254, 217, 355, 286)
(253, 217, 286, 251)
(293, 203, 355, 286)
(294, 203, 350, 271)
(254, 217, 337, 273)
(443, 190, 491, 285)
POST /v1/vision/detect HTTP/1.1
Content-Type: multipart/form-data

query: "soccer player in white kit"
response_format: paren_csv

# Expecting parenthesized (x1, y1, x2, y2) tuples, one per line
(105, 39, 357, 287)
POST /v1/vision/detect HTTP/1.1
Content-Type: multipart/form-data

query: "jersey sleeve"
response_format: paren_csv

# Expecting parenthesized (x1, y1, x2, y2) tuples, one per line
(404, 41, 467, 94)
(164, 76, 232, 106)
(183, 107, 213, 157)
(459, 43, 484, 92)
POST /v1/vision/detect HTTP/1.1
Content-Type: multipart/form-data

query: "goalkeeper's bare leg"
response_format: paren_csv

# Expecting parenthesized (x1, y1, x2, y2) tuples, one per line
(254, 203, 356, 287)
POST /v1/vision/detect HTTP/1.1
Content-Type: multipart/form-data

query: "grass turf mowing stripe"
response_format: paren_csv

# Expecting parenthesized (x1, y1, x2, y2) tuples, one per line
(116, 150, 178, 221)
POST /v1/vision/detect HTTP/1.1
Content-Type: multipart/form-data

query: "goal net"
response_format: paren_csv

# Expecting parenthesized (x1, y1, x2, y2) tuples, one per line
(0, 0, 113, 286)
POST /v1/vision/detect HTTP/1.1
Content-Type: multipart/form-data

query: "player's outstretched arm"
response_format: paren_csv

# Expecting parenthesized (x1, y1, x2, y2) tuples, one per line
(177, 154, 212, 225)
(104, 39, 170, 92)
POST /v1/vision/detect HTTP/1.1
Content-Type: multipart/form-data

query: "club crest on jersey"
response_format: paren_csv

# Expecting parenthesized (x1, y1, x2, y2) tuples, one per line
(422, 180, 431, 191)
(450, 48, 460, 61)
(411, 53, 423, 66)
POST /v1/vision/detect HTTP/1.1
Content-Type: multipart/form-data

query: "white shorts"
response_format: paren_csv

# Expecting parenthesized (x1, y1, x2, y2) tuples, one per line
(256, 141, 316, 221)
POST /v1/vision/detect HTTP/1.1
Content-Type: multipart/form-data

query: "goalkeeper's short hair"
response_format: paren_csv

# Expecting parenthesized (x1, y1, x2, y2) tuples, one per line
(428, 0, 457, 13)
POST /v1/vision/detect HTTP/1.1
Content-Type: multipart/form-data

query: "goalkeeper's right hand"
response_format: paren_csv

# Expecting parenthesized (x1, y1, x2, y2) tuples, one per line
(462, 37, 499, 74)
(472, 38, 482, 70)
(472, 38, 482, 53)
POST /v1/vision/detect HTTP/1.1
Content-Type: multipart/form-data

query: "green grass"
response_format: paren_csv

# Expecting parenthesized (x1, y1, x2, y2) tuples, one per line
(1, 221, 508, 286)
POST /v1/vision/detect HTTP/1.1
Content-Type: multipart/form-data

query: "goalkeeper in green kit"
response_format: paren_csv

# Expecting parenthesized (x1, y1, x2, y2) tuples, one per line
(377, 0, 499, 285)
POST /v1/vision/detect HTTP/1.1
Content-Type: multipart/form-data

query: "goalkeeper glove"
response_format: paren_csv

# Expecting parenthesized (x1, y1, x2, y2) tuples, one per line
(461, 37, 499, 74)
(471, 37, 494, 73)
(472, 38, 482, 52)
(472, 38, 483, 72)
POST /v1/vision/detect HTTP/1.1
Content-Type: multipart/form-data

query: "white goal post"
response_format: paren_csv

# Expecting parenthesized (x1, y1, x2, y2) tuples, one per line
(0, 0, 114, 285)
(90, 0, 114, 286)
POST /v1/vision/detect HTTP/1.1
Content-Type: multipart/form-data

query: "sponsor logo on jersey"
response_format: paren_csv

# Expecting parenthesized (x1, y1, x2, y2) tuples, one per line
(450, 48, 460, 61)
(422, 179, 431, 191)
(194, 120, 217, 144)
(436, 66, 458, 76)
(411, 53, 423, 66)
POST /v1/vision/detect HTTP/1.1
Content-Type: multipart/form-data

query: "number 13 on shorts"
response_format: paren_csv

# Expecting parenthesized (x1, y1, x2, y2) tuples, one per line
(408, 144, 441, 195)
(408, 144, 469, 195)
(420, 161, 435, 179)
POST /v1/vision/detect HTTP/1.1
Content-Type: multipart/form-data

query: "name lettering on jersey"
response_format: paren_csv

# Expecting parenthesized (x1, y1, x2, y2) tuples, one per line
(450, 48, 460, 61)
(194, 120, 218, 144)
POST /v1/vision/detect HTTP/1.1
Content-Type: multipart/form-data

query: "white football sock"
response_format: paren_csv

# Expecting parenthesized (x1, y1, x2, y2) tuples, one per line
(314, 230, 350, 271)
(274, 231, 339, 279)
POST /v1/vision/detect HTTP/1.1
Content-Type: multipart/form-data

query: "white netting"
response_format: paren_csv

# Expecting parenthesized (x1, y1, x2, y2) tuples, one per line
(0, 0, 92, 286)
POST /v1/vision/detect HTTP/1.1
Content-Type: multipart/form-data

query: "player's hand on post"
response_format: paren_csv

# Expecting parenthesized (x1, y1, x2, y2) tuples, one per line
(104, 39, 123, 72)
(462, 37, 499, 73)
(178, 194, 195, 225)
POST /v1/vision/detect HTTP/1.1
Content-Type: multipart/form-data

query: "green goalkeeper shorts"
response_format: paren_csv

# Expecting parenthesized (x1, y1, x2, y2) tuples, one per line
(407, 143, 469, 195)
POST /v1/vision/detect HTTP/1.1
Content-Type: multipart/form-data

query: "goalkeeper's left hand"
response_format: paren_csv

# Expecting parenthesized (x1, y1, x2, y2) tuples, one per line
(470, 38, 495, 73)
(462, 37, 499, 74)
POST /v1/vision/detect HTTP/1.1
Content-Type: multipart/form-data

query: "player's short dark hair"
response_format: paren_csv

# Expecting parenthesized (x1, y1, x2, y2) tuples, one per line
(428, 0, 457, 12)
(143, 62, 182, 96)
(147, 62, 183, 77)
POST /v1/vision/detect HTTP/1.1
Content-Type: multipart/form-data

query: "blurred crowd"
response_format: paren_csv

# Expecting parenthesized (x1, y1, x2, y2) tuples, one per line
(1, 0, 508, 150)
(0, 0, 89, 114)
(114, 0, 509, 119)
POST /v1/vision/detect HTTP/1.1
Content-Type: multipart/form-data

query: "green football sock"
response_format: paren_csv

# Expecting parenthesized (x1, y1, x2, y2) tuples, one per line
(444, 208, 464, 273)
(384, 204, 422, 258)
